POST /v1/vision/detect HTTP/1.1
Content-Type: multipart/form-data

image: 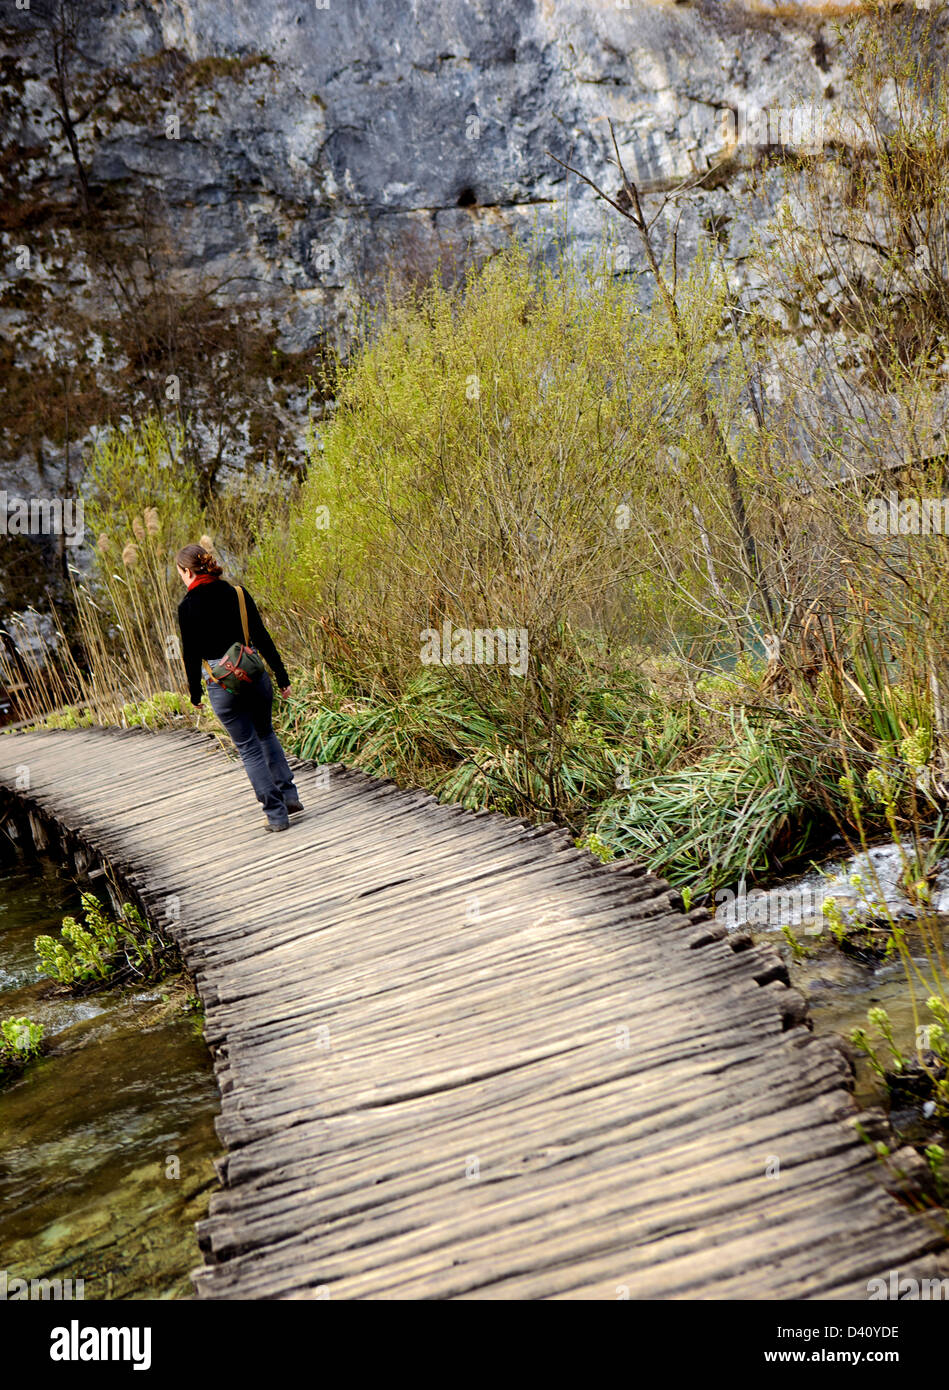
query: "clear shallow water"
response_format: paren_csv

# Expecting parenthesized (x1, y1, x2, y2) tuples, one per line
(722, 840, 949, 1128)
(716, 836, 949, 934)
(0, 857, 220, 1299)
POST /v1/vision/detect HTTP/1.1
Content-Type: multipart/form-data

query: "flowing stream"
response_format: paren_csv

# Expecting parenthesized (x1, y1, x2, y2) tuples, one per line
(0, 856, 219, 1299)
(723, 838, 949, 1145)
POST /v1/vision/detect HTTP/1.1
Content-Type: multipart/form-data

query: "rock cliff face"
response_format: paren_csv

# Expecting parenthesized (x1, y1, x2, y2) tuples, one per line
(0, 0, 856, 499)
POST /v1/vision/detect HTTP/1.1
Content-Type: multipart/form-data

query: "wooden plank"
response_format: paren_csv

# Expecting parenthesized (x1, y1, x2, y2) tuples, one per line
(0, 726, 945, 1300)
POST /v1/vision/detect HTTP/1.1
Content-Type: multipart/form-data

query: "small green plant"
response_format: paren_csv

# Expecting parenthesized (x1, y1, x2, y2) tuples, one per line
(42, 705, 96, 730)
(122, 690, 190, 729)
(921, 997, 949, 1118)
(781, 923, 812, 962)
(35, 892, 170, 989)
(820, 890, 896, 959)
(577, 831, 614, 864)
(852, 1000, 949, 1116)
(181, 990, 205, 1036)
(850, 1026, 889, 1082)
(821, 895, 848, 947)
(925, 1144, 947, 1202)
(0, 1015, 44, 1057)
(867, 1006, 904, 1072)
(0, 1016, 44, 1083)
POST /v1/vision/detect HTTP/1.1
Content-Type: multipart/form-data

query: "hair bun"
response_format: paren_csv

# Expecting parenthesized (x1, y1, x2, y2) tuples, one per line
(175, 541, 223, 577)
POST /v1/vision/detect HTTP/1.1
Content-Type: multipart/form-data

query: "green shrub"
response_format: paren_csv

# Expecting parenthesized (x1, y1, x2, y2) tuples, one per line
(122, 690, 190, 728)
(851, 1000, 949, 1119)
(35, 892, 169, 989)
(279, 663, 651, 828)
(589, 710, 829, 897)
(42, 705, 96, 730)
(258, 241, 678, 823)
(0, 1015, 44, 1058)
(0, 1016, 44, 1083)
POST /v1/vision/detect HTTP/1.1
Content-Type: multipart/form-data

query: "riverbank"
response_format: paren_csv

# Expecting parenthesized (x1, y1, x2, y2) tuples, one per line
(727, 839, 949, 1210)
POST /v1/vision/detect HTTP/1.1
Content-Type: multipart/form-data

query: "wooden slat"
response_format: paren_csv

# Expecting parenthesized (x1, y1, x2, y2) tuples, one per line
(0, 725, 945, 1300)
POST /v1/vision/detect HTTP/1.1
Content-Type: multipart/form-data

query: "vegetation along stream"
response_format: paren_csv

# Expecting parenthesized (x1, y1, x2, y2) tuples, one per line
(0, 853, 219, 1299)
(723, 838, 949, 1207)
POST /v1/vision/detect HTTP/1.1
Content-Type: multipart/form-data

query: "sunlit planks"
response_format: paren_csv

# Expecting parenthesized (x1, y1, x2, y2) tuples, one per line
(0, 726, 945, 1300)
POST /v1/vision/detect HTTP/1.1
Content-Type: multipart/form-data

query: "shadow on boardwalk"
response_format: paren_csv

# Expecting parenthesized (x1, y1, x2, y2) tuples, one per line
(1, 726, 946, 1299)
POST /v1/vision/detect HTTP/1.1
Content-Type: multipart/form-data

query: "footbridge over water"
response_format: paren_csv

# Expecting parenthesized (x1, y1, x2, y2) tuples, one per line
(0, 727, 945, 1299)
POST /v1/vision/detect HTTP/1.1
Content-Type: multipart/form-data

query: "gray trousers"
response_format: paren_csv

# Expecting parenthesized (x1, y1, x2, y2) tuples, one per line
(206, 667, 298, 826)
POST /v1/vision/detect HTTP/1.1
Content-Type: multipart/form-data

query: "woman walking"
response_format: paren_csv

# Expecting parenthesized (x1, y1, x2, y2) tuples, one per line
(176, 543, 303, 832)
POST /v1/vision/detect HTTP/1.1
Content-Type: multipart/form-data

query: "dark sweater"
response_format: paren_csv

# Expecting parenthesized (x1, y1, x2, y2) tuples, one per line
(177, 579, 289, 704)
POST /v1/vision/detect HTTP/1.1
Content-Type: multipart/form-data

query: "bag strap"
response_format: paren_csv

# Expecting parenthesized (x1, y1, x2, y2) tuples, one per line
(235, 585, 251, 646)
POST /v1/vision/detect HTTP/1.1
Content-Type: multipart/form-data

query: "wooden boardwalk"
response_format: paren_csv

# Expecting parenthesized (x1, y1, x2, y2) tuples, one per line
(0, 726, 946, 1299)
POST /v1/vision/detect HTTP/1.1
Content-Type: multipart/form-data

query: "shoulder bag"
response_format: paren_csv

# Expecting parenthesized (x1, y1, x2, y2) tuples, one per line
(203, 586, 266, 694)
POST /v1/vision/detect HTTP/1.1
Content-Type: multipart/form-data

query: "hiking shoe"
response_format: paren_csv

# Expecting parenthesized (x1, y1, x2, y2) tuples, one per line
(285, 799, 305, 814)
(265, 819, 290, 832)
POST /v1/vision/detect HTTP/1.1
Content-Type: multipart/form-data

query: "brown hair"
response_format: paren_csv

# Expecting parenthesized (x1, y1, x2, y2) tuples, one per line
(175, 543, 222, 577)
